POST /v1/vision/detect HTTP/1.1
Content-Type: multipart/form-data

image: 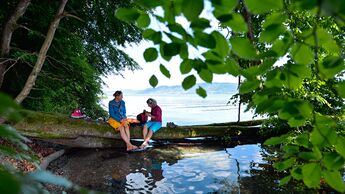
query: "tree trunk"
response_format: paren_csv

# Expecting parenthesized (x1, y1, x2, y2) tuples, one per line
(15, 0, 68, 104)
(237, 76, 241, 122)
(0, 0, 31, 88)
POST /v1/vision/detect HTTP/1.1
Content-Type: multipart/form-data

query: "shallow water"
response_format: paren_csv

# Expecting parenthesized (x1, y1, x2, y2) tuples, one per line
(53, 144, 301, 194)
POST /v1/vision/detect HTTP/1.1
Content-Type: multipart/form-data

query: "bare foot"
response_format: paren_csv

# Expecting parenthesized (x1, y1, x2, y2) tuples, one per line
(140, 142, 148, 149)
(127, 144, 138, 151)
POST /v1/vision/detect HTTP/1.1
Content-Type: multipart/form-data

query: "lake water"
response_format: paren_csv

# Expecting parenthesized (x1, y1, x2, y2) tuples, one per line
(101, 93, 261, 126)
(53, 144, 303, 193)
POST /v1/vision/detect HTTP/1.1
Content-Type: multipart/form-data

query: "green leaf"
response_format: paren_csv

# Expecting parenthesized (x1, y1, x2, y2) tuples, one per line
(316, 28, 340, 53)
(291, 167, 303, 180)
(165, 33, 184, 44)
(163, 1, 178, 23)
(225, 58, 240, 76)
(273, 157, 296, 171)
(0, 93, 21, 121)
(263, 12, 287, 28)
(143, 29, 162, 44)
(163, 43, 181, 57)
(195, 32, 216, 48)
(295, 133, 309, 148)
(259, 24, 286, 43)
(136, 13, 150, 28)
(244, 0, 283, 14)
(191, 18, 211, 30)
(168, 23, 187, 37)
(322, 152, 345, 170)
(149, 75, 158, 87)
(310, 128, 326, 147)
(179, 43, 189, 59)
(318, 56, 344, 79)
(230, 36, 257, 59)
(180, 59, 193, 74)
(143, 47, 158, 62)
(211, 0, 238, 15)
(264, 134, 289, 145)
(335, 81, 345, 98)
(160, 42, 172, 61)
(136, 0, 162, 8)
(272, 32, 293, 56)
(279, 175, 291, 186)
(115, 8, 140, 23)
(219, 13, 247, 33)
(298, 151, 321, 161)
(160, 64, 171, 78)
(199, 69, 213, 83)
(302, 163, 321, 188)
(28, 170, 73, 188)
(283, 145, 299, 155)
(182, 75, 197, 90)
(0, 125, 29, 143)
(0, 170, 20, 194)
(323, 170, 345, 193)
(314, 115, 338, 145)
(182, 0, 203, 21)
(211, 31, 229, 58)
(239, 79, 260, 94)
(196, 86, 207, 98)
(335, 136, 345, 158)
(291, 43, 314, 65)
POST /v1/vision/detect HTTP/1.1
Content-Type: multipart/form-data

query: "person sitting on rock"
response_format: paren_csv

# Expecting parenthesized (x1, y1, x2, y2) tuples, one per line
(108, 91, 138, 151)
(140, 98, 162, 149)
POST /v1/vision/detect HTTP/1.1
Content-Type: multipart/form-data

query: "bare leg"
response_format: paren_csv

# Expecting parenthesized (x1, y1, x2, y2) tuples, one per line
(142, 124, 148, 140)
(125, 124, 137, 149)
(118, 126, 135, 151)
(143, 130, 153, 143)
(140, 125, 153, 149)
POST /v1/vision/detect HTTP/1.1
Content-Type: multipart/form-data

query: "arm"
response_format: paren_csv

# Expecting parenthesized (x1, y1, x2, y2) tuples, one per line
(121, 101, 127, 119)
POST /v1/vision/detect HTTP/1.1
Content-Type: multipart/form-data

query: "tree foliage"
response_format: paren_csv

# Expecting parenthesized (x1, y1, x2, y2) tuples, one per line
(116, 0, 345, 192)
(0, 0, 142, 118)
(0, 93, 103, 194)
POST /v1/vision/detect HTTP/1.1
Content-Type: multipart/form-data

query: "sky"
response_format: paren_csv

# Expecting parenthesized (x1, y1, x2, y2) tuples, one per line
(101, 40, 238, 91)
(102, 1, 238, 92)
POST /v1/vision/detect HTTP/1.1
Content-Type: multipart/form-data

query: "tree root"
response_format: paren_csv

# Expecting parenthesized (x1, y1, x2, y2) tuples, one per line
(40, 149, 65, 170)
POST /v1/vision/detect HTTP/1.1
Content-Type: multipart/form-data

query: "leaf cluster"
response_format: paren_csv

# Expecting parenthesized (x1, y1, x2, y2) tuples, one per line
(116, 0, 345, 192)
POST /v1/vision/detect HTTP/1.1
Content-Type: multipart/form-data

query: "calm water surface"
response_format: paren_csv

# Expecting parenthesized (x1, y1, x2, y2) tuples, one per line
(56, 144, 297, 194)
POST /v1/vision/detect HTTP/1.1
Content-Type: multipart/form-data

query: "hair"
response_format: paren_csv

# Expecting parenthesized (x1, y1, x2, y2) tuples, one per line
(146, 98, 157, 106)
(113, 90, 122, 97)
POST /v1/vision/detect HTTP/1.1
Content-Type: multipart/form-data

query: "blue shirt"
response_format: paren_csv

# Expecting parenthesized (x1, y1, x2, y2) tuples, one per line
(109, 99, 126, 122)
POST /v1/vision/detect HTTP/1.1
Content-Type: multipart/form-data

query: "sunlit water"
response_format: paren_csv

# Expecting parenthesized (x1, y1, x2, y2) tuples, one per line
(54, 144, 299, 194)
(101, 93, 262, 126)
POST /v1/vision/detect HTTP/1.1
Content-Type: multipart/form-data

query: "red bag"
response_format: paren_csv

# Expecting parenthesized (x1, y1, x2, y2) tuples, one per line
(136, 111, 148, 124)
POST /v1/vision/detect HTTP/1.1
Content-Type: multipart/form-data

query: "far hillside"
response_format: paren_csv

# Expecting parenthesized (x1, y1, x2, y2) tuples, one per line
(104, 82, 238, 96)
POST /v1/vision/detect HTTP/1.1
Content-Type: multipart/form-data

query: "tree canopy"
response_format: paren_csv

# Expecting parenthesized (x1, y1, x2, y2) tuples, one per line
(0, 0, 142, 117)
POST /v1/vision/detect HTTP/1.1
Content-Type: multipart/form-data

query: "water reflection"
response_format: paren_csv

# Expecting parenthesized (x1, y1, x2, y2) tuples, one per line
(55, 144, 303, 193)
(108, 145, 269, 193)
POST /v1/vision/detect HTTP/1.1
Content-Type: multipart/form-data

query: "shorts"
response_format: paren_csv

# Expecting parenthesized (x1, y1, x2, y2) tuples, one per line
(108, 117, 129, 131)
(146, 121, 162, 133)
